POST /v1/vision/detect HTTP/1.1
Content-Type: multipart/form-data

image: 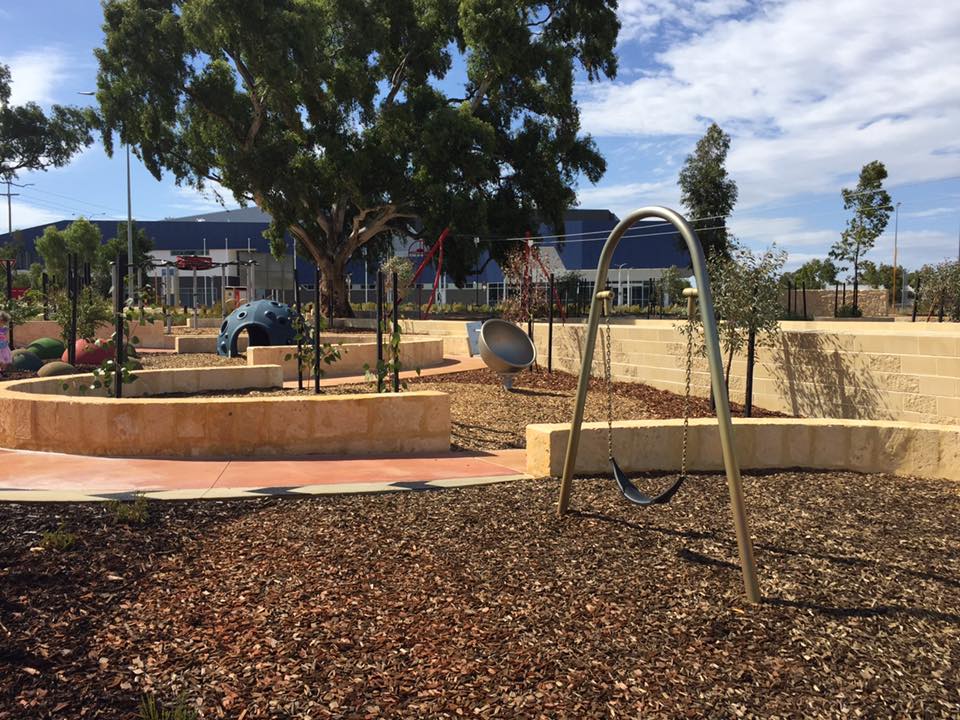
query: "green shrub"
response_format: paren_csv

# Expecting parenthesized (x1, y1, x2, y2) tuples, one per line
(110, 493, 150, 525)
(40, 524, 77, 551)
(836, 303, 862, 318)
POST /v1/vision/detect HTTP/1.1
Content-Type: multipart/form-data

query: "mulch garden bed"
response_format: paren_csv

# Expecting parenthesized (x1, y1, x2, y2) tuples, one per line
(2, 471, 958, 717)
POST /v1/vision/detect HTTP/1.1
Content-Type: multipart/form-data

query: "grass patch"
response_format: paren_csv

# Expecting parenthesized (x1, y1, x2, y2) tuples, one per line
(138, 694, 197, 720)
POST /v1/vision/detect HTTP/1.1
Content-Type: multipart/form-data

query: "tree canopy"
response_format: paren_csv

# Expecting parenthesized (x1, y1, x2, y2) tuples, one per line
(35, 225, 69, 284)
(94, 0, 620, 312)
(0, 64, 95, 181)
(782, 258, 839, 290)
(829, 160, 892, 312)
(678, 122, 738, 261)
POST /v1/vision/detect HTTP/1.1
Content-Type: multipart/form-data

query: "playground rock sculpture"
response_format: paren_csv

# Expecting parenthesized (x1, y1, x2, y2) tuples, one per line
(217, 299, 298, 357)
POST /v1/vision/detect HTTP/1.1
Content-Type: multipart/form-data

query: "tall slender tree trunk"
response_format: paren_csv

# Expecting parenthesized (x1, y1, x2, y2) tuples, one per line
(852, 255, 860, 314)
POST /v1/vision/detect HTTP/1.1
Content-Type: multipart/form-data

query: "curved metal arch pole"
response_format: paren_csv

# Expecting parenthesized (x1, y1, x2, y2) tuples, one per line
(556, 206, 760, 603)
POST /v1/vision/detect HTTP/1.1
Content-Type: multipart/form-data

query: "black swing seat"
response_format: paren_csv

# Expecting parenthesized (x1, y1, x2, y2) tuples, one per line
(611, 457, 685, 506)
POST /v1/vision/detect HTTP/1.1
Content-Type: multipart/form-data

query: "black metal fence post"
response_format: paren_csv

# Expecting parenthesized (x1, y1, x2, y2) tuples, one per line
(834, 283, 839, 317)
(68, 255, 78, 366)
(547, 273, 554, 373)
(4, 259, 12, 350)
(42, 272, 49, 320)
(113, 256, 125, 398)
(787, 280, 792, 315)
(912, 275, 920, 322)
(314, 265, 321, 394)
(294, 277, 303, 390)
(802, 282, 807, 319)
(392, 271, 400, 393)
(745, 326, 756, 417)
(376, 271, 384, 393)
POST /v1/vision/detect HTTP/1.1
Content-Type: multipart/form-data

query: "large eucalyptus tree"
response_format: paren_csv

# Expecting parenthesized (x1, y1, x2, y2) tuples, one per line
(95, 0, 620, 313)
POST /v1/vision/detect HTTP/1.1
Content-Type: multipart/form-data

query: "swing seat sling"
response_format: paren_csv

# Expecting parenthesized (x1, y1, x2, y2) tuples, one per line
(601, 287, 694, 507)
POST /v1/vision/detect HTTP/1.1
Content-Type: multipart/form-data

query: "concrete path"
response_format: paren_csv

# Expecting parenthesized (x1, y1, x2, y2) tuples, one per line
(0, 352, 520, 503)
(0, 448, 530, 502)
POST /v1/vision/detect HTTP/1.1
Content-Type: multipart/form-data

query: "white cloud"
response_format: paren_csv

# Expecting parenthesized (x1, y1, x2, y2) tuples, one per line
(576, 179, 680, 218)
(730, 215, 836, 250)
(581, 0, 960, 206)
(0, 49, 71, 106)
(617, 0, 754, 44)
(902, 207, 957, 219)
(4, 200, 66, 231)
(167, 182, 240, 214)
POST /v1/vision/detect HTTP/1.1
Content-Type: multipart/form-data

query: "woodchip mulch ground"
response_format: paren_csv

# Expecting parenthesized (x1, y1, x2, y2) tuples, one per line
(1, 471, 958, 718)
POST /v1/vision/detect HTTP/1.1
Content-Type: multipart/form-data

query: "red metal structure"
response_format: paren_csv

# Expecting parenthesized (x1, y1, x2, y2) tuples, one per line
(409, 227, 451, 317)
(176, 255, 214, 271)
(520, 232, 567, 321)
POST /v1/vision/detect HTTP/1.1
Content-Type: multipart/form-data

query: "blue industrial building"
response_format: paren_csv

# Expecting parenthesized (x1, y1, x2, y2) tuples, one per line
(5, 206, 691, 307)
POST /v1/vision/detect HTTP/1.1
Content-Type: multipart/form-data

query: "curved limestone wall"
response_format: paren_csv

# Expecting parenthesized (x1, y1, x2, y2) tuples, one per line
(0, 366, 449, 458)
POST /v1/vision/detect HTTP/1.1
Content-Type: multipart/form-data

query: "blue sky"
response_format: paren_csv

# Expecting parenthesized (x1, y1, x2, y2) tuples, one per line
(1, 0, 958, 271)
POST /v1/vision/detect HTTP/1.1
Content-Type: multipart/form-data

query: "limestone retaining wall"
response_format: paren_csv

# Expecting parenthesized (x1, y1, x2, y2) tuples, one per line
(527, 320, 960, 424)
(781, 288, 889, 318)
(343, 318, 472, 355)
(526, 418, 960, 482)
(247, 337, 445, 380)
(14, 319, 174, 350)
(0, 365, 450, 457)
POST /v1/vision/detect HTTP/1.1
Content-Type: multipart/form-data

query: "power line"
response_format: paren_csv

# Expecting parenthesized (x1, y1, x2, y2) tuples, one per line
(21, 186, 126, 216)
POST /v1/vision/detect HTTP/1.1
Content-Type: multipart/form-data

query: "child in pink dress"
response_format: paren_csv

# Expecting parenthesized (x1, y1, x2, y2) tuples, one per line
(0, 311, 12, 370)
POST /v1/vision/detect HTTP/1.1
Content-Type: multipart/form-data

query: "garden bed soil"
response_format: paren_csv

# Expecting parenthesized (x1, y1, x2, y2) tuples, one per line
(140, 353, 246, 370)
(1, 471, 957, 717)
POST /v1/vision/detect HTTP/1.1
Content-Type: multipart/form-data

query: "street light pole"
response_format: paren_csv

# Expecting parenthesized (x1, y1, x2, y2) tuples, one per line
(615, 263, 627, 306)
(3, 181, 34, 241)
(79, 91, 135, 301)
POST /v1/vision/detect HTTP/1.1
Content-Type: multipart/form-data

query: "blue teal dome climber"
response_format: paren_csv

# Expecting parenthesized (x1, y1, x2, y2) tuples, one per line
(217, 299, 298, 357)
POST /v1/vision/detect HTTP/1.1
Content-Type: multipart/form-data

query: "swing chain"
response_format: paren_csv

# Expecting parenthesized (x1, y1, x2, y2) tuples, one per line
(603, 295, 614, 462)
(681, 311, 692, 478)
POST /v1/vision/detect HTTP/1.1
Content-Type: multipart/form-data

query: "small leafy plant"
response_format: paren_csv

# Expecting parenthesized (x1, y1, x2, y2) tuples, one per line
(110, 492, 151, 525)
(284, 307, 342, 386)
(39, 524, 77, 551)
(61, 304, 149, 395)
(363, 316, 420, 392)
(139, 693, 198, 720)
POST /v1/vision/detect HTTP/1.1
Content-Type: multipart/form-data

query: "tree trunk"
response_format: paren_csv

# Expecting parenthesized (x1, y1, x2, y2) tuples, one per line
(316, 255, 355, 319)
(725, 344, 734, 389)
(852, 256, 859, 314)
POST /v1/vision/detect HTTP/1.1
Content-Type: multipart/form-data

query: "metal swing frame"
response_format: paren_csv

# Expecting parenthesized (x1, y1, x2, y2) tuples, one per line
(556, 206, 761, 604)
